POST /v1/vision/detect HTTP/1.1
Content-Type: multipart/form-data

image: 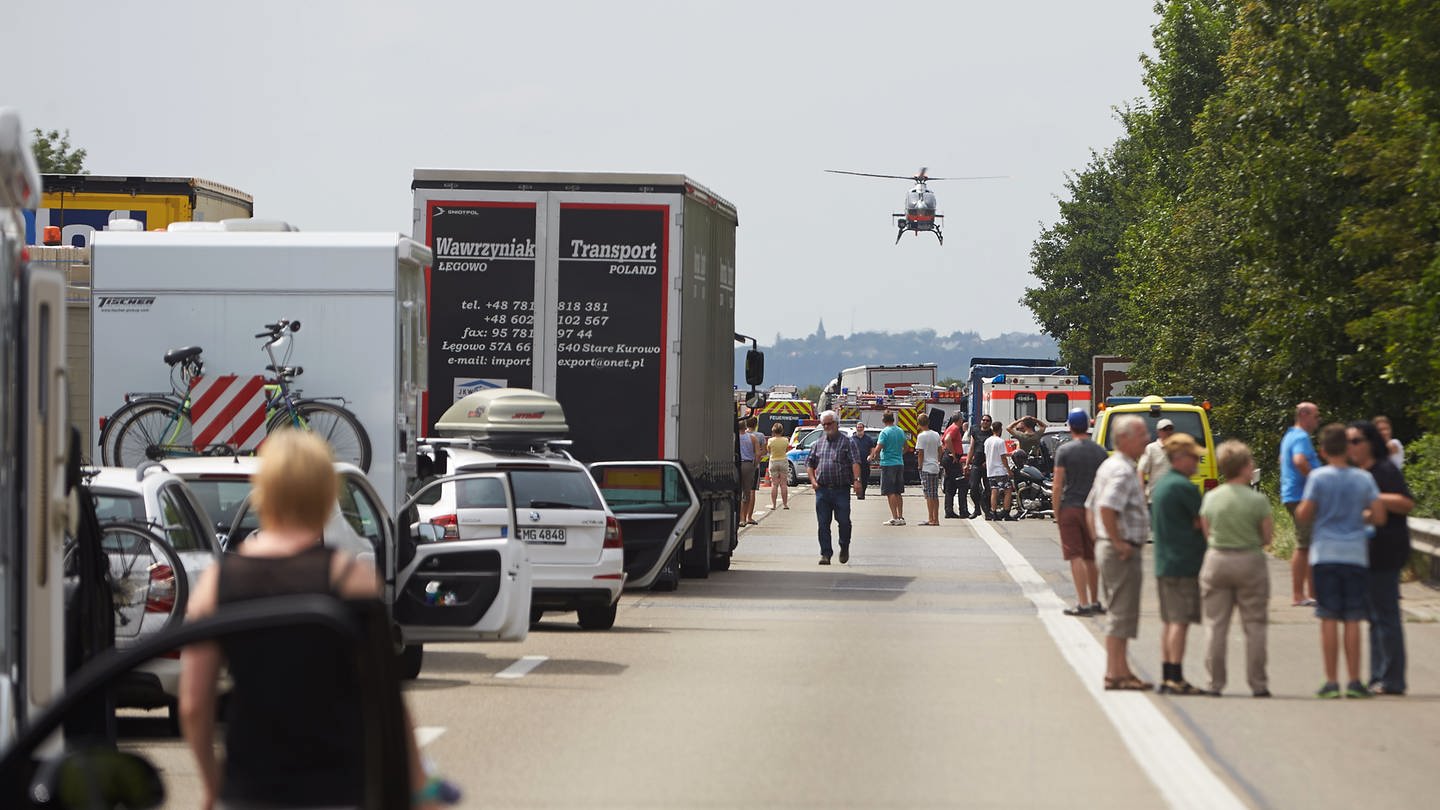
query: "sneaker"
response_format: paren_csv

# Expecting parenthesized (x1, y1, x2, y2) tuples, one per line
(1088, 603, 1106, 615)
(839, 547, 849, 564)
(1252, 689, 1272, 698)
(1062, 604, 1091, 617)
(1344, 681, 1372, 699)
(894, 517, 906, 526)
(883, 519, 898, 526)
(818, 556, 832, 566)
(1316, 682, 1341, 699)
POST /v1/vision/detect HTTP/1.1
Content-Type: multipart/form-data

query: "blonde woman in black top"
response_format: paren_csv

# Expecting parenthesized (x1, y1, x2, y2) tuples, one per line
(180, 431, 442, 809)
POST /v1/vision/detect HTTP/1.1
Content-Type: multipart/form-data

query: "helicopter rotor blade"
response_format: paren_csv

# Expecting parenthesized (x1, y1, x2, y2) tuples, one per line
(922, 175, 1008, 181)
(824, 169, 918, 180)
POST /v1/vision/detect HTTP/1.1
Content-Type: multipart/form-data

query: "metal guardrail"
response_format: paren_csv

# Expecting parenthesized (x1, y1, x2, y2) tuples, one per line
(1411, 517, 1440, 581)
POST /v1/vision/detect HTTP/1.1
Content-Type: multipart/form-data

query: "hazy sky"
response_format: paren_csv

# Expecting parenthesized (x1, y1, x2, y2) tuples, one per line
(4, 1, 1155, 343)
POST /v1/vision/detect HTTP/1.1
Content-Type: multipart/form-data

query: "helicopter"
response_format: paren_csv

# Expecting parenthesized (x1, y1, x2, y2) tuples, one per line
(825, 167, 1004, 244)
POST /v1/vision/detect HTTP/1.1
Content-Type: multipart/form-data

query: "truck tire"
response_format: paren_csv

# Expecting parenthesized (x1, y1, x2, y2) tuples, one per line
(680, 507, 712, 579)
(398, 644, 423, 680)
(711, 550, 732, 572)
(577, 603, 618, 630)
(530, 607, 545, 625)
(651, 546, 681, 592)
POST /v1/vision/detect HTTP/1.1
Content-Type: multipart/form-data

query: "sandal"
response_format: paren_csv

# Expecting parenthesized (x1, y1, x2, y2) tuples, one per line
(1104, 675, 1153, 691)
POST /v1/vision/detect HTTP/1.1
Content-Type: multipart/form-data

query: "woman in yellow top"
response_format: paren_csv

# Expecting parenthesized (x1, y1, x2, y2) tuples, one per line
(767, 423, 791, 510)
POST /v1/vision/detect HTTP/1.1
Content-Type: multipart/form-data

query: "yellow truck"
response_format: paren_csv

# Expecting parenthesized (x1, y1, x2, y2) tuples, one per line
(26, 174, 252, 247)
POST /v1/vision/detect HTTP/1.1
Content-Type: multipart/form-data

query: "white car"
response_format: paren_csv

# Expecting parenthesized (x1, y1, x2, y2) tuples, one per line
(160, 455, 382, 563)
(84, 463, 222, 718)
(415, 443, 625, 630)
(161, 454, 533, 678)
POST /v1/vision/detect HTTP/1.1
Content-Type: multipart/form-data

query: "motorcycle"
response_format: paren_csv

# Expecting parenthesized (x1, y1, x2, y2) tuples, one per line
(1008, 464, 1054, 520)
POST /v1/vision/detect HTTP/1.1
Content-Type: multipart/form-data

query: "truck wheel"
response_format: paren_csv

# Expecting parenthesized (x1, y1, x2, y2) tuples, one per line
(680, 527, 712, 579)
(651, 547, 681, 592)
(577, 603, 617, 630)
(711, 550, 732, 572)
(398, 644, 423, 680)
(530, 607, 545, 625)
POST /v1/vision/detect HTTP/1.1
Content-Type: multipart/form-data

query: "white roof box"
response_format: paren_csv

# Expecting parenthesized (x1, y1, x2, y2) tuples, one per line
(434, 388, 568, 443)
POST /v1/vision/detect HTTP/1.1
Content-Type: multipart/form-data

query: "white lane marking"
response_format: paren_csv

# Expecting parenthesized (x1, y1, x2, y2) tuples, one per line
(495, 655, 548, 679)
(414, 726, 446, 748)
(971, 520, 1247, 810)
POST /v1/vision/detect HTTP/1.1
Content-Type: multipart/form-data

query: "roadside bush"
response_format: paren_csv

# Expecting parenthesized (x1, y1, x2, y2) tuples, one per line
(1268, 501, 1296, 562)
(1407, 434, 1440, 519)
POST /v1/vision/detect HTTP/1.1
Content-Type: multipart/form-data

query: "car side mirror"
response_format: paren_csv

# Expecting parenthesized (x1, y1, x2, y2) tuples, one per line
(31, 747, 165, 808)
(744, 349, 765, 387)
(414, 523, 445, 544)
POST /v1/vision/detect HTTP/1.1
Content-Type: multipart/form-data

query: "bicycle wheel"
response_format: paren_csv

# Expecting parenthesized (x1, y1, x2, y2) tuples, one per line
(99, 398, 170, 466)
(269, 400, 372, 472)
(112, 400, 195, 467)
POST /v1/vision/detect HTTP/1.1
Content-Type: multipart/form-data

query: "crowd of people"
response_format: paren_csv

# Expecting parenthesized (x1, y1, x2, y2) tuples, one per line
(1052, 402, 1414, 699)
(789, 400, 1416, 699)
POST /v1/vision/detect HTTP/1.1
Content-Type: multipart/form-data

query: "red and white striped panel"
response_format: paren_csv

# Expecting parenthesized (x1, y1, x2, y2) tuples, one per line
(189, 375, 268, 452)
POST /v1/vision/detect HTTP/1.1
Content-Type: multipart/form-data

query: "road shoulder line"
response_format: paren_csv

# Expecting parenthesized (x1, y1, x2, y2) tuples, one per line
(495, 655, 548, 679)
(971, 519, 1247, 810)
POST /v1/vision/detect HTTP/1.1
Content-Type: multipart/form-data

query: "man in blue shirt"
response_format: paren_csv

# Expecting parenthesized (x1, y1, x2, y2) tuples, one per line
(1296, 423, 1386, 698)
(1280, 402, 1321, 606)
(807, 410, 863, 565)
(874, 411, 908, 526)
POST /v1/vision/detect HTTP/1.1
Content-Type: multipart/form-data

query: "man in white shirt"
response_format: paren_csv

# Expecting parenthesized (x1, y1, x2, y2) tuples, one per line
(914, 414, 943, 525)
(1136, 418, 1175, 502)
(983, 422, 1012, 520)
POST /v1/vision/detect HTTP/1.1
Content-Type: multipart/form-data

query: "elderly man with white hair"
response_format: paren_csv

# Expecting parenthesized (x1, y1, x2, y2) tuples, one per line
(807, 409, 863, 565)
(1087, 414, 1154, 690)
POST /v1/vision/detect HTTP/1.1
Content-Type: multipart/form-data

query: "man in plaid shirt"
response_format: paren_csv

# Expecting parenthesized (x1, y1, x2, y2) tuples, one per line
(1087, 414, 1154, 691)
(807, 410, 863, 565)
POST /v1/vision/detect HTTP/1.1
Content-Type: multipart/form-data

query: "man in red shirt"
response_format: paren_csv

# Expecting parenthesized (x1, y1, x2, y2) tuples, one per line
(941, 415, 968, 519)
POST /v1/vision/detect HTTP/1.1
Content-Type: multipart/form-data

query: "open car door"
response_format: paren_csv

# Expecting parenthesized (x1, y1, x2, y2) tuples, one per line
(588, 462, 700, 590)
(391, 472, 531, 645)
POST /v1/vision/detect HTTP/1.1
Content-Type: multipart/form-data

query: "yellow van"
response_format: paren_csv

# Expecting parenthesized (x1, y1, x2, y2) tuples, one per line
(1093, 396, 1218, 494)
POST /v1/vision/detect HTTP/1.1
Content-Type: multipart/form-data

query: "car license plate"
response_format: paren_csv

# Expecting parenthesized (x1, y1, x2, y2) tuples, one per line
(519, 527, 566, 544)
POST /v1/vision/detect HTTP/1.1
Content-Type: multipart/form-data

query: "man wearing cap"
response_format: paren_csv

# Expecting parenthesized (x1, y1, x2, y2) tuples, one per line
(1151, 433, 1208, 695)
(1053, 409, 1107, 616)
(1137, 418, 1177, 503)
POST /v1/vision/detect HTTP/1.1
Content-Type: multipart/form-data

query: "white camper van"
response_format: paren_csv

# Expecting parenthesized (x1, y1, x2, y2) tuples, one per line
(88, 226, 429, 515)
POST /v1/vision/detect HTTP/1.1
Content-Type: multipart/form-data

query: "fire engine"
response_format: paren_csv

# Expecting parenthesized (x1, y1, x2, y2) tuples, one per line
(752, 385, 817, 440)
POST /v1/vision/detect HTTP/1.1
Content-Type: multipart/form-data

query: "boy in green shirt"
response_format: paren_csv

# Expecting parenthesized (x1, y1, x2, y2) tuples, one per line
(1151, 433, 1207, 695)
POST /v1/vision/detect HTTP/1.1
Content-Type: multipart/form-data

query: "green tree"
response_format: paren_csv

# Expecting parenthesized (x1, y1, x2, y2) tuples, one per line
(1029, 0, 1440, 469)
(1332, 0, 1440, 432)
(1022, 143, 1143, 373)
(30, 129, 88, 174)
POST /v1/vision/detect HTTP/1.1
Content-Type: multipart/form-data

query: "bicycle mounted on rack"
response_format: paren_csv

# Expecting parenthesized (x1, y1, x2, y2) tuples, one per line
(99, 319, 372, 471)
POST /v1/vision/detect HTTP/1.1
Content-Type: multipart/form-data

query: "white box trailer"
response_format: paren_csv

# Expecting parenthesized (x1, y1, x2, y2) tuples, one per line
(88, 229, 430, 513)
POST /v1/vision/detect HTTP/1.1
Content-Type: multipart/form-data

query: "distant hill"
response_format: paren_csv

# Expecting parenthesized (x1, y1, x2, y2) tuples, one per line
(733, 325, 1060, 388)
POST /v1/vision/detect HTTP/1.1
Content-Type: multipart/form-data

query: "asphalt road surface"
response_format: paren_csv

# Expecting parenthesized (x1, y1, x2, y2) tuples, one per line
(126, 486, 1440, 808)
